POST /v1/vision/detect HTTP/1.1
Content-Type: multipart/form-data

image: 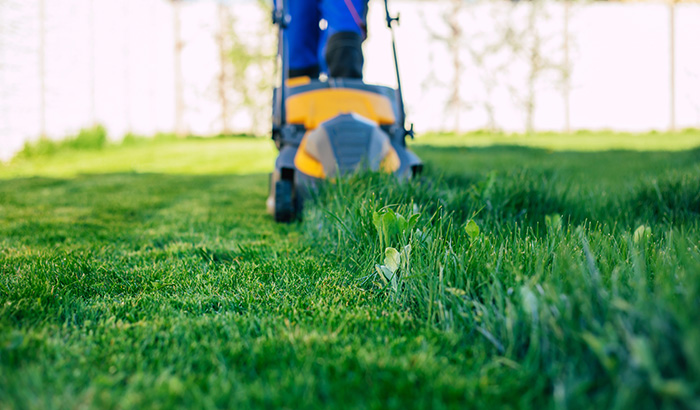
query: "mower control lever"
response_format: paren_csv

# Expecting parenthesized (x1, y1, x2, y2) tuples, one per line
(386, 12, 400, 28)
(406, 123, 414, 139)
(272, 10, 291, 28)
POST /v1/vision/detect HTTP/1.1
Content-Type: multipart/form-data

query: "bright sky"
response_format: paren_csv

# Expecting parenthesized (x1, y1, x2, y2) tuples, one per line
(1, 0, 699, 161)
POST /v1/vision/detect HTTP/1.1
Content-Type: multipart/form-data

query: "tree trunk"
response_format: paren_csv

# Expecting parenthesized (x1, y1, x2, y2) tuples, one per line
(669, 0, 676, 132)
(173, 0, 186, 137)
(39, 0, 46, 137)
(563, 0, 571, 133)
(88, 0, 97, 126)
(218, 3, 231, 135)
(124, 0, 132, 134)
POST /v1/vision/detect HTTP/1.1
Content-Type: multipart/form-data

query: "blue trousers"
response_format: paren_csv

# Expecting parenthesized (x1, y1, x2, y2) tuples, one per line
(286, 0, 367, 74)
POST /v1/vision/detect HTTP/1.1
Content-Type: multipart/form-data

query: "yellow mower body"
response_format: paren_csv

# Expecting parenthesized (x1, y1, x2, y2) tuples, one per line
(287, 86, 401, 178)
(270, 78, 422, 222)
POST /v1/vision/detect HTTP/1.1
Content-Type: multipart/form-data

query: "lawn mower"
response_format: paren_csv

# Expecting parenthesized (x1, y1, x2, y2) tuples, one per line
(267, 0, 422, 222)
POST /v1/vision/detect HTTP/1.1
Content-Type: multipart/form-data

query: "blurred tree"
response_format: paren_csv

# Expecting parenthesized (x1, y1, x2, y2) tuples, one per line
(226, 0, 275, 135)
(669, 0, 676, 131)
(500, 0, 572, 133)
(424, 0, 574, 133)
(88, 0, 96, 126)
(123, 0, 132, 134)
(171, 0, 186, 137)
(422, 0, 473, 132)
(39, 0, 46, 137)
(217, 2, 232, 134)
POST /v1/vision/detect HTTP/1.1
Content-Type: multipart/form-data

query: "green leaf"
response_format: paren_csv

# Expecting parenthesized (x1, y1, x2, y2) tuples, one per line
(633, 224, 651, 243)
(382, 210, 397, 230)
(375, 264, 391, 283)
(630, 337, 657, 374)
(464, 219, 480, 239)
(372, 211, 383, 233)
(384, 247, 401, 273)
(408, 213, 421, 229)
(520, 286, 538, 317)
(378, 210, 394, 244)
(396, 213, 407, 233)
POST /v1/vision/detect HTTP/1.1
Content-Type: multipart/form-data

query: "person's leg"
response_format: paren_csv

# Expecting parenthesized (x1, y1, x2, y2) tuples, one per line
(321, 0, 368, 79)
(288, 0, 321, 78)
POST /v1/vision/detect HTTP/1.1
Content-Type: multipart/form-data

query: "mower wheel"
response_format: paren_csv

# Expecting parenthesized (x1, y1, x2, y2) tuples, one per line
(274, 180, 295, 223)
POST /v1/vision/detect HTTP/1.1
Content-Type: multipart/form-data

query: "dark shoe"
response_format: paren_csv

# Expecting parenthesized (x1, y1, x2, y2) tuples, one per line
(289, 65, 320, 79)
(325, 31, 363, 79)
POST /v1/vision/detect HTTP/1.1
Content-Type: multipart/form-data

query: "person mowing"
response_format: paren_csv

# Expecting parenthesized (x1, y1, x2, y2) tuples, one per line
(283, 0, 369, 80)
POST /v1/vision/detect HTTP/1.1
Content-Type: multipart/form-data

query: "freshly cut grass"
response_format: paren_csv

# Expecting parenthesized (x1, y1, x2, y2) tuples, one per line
(2, 135, 276, 179)
(1, 133, 699, 408)
(2, 172, 454, 408)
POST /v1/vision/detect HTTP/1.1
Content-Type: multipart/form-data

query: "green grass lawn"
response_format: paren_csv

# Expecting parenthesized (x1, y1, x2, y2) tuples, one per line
(416, 129, 700, 152)
(1, 132, 699, 409)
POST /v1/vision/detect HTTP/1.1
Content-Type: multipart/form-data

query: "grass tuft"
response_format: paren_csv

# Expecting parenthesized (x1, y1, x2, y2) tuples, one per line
(18, 125, 109, 158)
(630, 170, 700, 224)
